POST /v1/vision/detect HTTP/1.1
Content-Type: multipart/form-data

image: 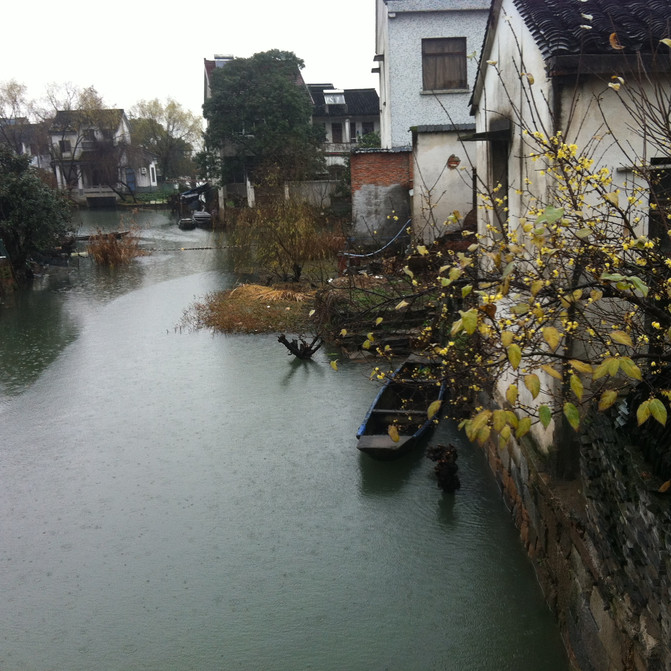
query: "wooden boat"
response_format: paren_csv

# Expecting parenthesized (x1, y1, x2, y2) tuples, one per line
(192, 210, 212, 227)
(178, 217, 197, 230)
(356, 358, 446, 459)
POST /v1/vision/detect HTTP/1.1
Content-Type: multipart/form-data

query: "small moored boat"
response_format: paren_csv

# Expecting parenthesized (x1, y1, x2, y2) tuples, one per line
(356, 357, 446, 459)
(192, 210, 212, 227)
(178, 217, 197, 230)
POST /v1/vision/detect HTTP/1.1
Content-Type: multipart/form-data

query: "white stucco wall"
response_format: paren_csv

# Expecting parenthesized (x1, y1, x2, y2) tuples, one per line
(376, 0, 489, 149)
(412, 129, 475, 243)
(470, 0, 668, 451)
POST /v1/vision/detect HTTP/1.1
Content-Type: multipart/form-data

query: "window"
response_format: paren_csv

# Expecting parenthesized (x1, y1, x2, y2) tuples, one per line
(59, 139, 72, 154)
(324, 91, 346, 106)
(362, 122, 375, 136)
(422, 37, 467, 91)
(350, 122, 357, 142)
(331, 122, 343, 144)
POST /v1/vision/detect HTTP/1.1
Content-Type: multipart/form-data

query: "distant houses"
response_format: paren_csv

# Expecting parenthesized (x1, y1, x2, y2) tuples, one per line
(49, 108, 157, 205)
(1, 108, 159, 206)
(202, 54, 380, 209)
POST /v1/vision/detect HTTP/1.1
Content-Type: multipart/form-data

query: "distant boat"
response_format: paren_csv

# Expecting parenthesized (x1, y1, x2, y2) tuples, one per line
(192, 210, 212, 227)
(178, 217, 196, 230)
(357, 357, 446, 459)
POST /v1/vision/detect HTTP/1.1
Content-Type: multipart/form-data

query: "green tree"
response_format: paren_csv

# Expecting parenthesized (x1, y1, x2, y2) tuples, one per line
(0, 144, 72, 284)
(202, 50, 324, 185)
(128, 98, 202, 179)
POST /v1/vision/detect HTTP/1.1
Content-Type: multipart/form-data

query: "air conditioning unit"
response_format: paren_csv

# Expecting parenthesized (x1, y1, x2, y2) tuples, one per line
(140, 167, 147, 175)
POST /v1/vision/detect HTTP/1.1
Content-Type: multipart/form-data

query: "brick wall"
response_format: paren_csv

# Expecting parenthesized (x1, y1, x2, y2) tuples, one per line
(350, 150, 412, 243)
(350, 150, 412, 191)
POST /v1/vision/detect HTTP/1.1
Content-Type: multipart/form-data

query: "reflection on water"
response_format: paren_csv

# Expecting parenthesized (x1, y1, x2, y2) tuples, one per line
(0, 209, 569, 671)
(0, 209, 230, 397)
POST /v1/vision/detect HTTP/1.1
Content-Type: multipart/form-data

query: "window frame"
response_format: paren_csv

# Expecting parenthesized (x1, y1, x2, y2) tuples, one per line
(421, 37, 468, 92)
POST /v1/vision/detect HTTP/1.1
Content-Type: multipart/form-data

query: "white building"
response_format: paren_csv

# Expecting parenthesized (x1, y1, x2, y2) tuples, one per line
(375, 0, 490, 150)
(372, 0, 489, 243)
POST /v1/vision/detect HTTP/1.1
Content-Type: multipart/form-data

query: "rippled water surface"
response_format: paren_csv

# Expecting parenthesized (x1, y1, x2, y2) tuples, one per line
(0, 210, 569, 670)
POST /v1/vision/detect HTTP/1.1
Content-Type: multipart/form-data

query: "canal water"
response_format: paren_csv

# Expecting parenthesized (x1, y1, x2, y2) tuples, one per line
(0, 209, 569, 670)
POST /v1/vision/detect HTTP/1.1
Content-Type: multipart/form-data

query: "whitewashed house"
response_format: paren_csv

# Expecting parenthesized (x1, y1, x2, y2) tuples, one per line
(49, 109, 133, 204)
(372, 0, 489, 242)
(469, 0, 671, 451)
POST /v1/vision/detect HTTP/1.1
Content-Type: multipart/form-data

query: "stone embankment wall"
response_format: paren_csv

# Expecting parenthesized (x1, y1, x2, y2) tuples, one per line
(481, 415, 671, 671)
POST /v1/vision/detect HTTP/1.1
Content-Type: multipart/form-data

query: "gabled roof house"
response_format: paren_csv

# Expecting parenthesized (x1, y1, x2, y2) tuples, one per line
(308, 84, 379, 175)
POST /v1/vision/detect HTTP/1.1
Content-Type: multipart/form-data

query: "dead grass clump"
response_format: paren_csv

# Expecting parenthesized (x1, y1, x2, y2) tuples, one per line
(184, 283, 314, 333)
(87, 229, 144, 266)
(229, 284, 311, 303)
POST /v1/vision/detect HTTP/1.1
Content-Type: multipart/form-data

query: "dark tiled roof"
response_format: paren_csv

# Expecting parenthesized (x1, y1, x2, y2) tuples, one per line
(344, 89, 380, 116)
(308, 84, 379, 117)
(51, 109, 125, 132)
(512, 0, 671, 58)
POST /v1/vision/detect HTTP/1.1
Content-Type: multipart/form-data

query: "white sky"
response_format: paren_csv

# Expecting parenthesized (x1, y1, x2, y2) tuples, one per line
(2, 0, 378, 119)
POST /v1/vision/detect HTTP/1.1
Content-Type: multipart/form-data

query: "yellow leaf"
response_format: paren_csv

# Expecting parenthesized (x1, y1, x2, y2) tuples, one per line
(375, 317, 384, 326)
(417, 245, 429, 256)
(572, 288, 583, 302)
(501, 331, 514, 348)
(594, 357, 619, 380)
(570, 359, 593, 375)
(506, 384, 518, 406)
(611, 330, 633, 347)
(658, 480, 671, 493)
(541, 364, 563, 381)
(330, 360, 338, 371)
(604, 191, 619, 207)
(362, 340, 372, 350)
(309, 309, 316, 317)
(563, 402, 580, 431)
(505, 411, 519, 429)
(500, 424, 512, 441)
(403, 266, 414, 278)
(462, 309, 479, 335)
(542, 326, 561, 351)
(660, 38, 671, 47)
(609, 32, 625, 49)
(524, 373, 541, 399)
(590, 289, 603, 302)
(530, 280, 544, 297)
(476, 425, 491, 445)
(388, 425, 400, 442)
(507, 344, 522, 370)
(516, 417, 532, 438)
(619, 357, 642, 381)
(470, 409, 492, 434)
(427, 400, 442, 420)
(570, 374, 584, 401)
(637, 400, 651, 426)
(340, 328, 348, 336)
(598, 390, 618, 411)
(395, 299, 409, 310)
(493, 410, 507, 432)
(649, 398, 667, 426)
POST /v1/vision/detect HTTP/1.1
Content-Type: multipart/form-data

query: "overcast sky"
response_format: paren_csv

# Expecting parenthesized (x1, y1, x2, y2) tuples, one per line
(2, 0, 378, 118)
